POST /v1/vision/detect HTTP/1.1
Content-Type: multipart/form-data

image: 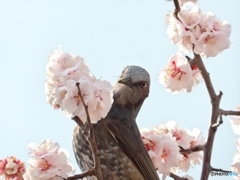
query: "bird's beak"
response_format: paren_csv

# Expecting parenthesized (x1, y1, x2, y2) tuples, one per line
(118, 77, 133, 88)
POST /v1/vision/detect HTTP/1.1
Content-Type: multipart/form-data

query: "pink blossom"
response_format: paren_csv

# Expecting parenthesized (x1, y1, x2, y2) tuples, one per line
(237, 138, 240, 152)
(178, 128, 204, 172)
(152, 134, 181, 180)
(141, 123, 204, 178)
(194, 12, 231, 57)
(62, 79, 94, 120)
(201, 12, 231, 36)
(28, 139, 59, 158)
(45, 47, 113, 123)
(45, 47, 93, 109)
(24, 140, 75, 180)
(141, 128, 163, 159)
(87, 80, 113, 123)
(231, 153, 240, 180)
(47, 47, 92, 83)
(194, 31, 231, 58)
(159, 52, 201, 94)
(166, 13, 186, 45)
(0, 159, 7, 174)
(141, 128, 181, 179)
(166, 13, 196, 54)
(178, 6, 201, 30)
(0, 156, 25, 180)
(166, 6, 231, 58)
(229, 117, 240, 135)
(165, 121, 194, 149)
(140, 128, 181, 179)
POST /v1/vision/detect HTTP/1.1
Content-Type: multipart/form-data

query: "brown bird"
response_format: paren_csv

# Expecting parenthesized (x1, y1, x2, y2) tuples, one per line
(73, 65, 160, 180)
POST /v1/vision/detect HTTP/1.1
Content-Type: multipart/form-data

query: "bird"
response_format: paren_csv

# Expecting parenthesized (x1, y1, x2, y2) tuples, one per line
(72, 65, 160, 180)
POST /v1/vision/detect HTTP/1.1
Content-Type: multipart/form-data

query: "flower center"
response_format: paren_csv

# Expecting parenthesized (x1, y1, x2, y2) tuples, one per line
(161, 149, 170, 163)
(142, 137, 155, 151)
(39, 159, 51, 171)
(170, 61, 186, 80)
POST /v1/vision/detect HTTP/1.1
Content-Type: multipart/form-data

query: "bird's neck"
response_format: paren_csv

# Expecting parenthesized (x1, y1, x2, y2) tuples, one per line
(112, 96, 145, 120)
(113, 84, 143, 107)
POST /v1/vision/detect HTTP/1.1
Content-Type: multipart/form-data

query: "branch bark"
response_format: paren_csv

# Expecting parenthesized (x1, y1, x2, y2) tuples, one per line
(173, 0, 181, 20)
(179, 144, 204, 155)
(192, 54, 222, 180)
(220, 109, 240, 116)
(211, 167, 233, 174)
(169, 173, 189, 180)
(67, 83, 103, 180)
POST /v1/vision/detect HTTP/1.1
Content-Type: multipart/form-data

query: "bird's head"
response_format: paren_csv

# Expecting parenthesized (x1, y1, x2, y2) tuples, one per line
(113, 65, 150, 107)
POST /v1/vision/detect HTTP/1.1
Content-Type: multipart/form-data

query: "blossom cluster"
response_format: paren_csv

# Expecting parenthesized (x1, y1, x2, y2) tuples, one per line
(158, 51, 201, 94)
(140, 121, 204, 180)
(0, 156, 25, 180)
(45, 47, 113, 123)
(23, 139, 75, 180)
(230, 117, 240, 136)
(231, 137, 240, 180)
(229, 115, 240, 179)
(167, 4, 231, 58)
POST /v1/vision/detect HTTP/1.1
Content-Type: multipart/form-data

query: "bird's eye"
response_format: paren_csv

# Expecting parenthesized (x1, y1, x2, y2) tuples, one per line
(141, 82, 147, 88)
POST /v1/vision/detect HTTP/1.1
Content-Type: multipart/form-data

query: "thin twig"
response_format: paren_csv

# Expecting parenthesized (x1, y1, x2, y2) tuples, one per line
(179, 144, 204, 155)
(67, 83, 103, 180)
(67, 169, 95, 180)
(169, 173, 189, 180)
(211, 167, 233, 174)
(173, 0, 181, 20)
(75, 82, 103, 180)
(72, 116, 85, 129)
(72, 116, 89, 136)
(220, 109, 240, 116)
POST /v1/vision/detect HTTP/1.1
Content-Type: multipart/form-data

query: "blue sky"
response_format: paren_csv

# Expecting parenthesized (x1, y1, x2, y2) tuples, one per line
(0, 0, 240, 179)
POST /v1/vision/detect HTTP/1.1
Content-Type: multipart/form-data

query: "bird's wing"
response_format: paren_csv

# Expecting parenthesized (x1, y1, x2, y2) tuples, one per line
(103, 104, 160, 180)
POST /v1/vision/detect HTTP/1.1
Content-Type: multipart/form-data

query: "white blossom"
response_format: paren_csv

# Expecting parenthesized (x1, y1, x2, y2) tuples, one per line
(24, 139, 75, 180)
(229, 117, 240, 135)
(159, 52, 201, 94)
(0, 156, 25, 180)
(45, 47, 113, 124)
(166, 6, 231, 58)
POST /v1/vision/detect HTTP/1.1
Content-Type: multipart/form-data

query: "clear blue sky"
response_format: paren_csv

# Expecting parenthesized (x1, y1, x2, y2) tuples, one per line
(0, 1, 239, 179)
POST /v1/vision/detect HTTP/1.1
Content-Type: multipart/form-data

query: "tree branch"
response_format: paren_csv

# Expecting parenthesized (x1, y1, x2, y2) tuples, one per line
(72, 116, 89, 137)
(67, 82, 103, 180)
(179, 144, 204, 155)
(211, 167, 232, 173)
(169, 173, 189, 180)
(220, 109, 240, 116)
(173, 0, 181, 19)
(67, 169, 95, 180)
(191, 54, 223, 180)
(193, 54, 217, 99)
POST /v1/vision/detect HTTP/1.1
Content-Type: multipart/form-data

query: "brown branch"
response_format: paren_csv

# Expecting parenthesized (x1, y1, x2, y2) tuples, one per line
(220, 109, 240, 116)
(191, 54, 223, 180)
(173, 0, 181, 19)
(211, 167, 232, 174)
(179, 144, 204, 155)
(192, 54, 217, 99)
(211, 109, 240, 130)
(72, 116, 89, 137)
(67, 82, 103, 180)
(169, 173, 189, 180)
(67, 169, 95, 180)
